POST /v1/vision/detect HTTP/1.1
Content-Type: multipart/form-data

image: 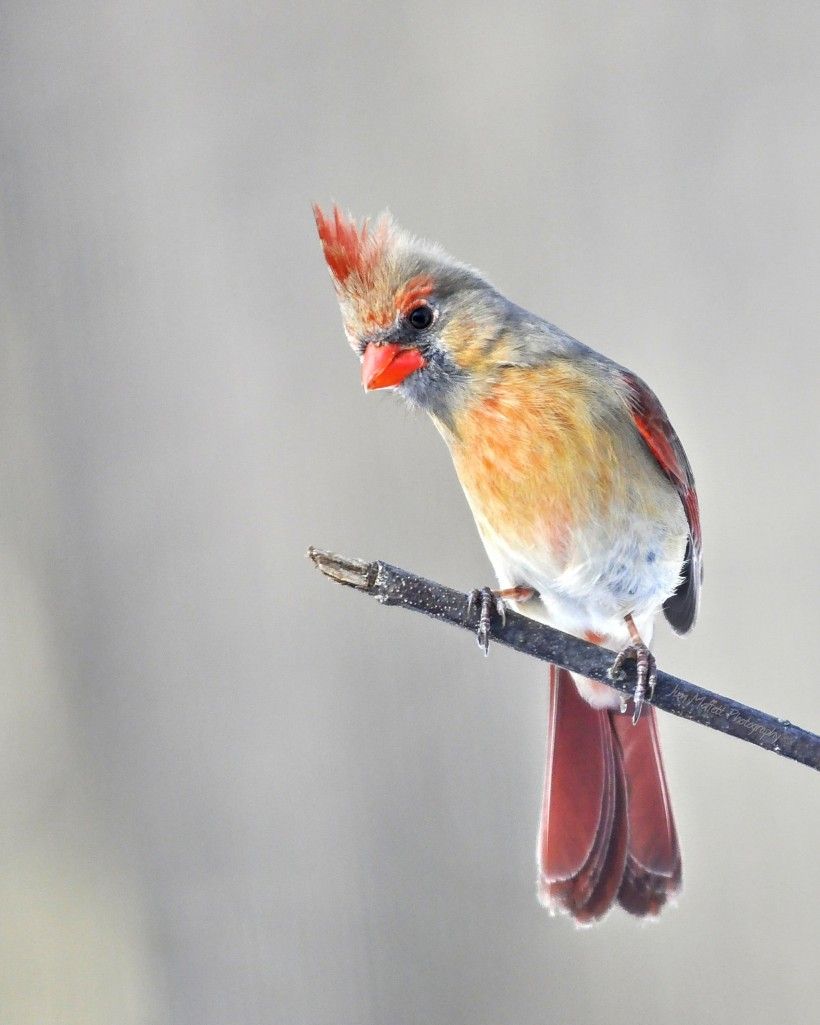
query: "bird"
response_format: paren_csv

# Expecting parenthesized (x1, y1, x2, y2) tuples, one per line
(314, 204, 701, 924)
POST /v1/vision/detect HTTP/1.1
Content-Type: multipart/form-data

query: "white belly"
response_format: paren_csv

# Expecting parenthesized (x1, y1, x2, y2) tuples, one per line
(478, 515, 686, 649)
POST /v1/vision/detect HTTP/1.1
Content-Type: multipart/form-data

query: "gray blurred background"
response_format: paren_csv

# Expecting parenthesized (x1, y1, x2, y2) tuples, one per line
(1, 3, 818, 1023)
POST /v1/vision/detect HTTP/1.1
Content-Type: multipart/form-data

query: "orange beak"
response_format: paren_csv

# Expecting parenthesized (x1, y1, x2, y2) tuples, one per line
(361, 342, 426, 390)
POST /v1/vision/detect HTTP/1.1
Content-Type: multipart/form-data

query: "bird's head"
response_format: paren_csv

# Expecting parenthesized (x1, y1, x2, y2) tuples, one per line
(314, 205, 514, 425)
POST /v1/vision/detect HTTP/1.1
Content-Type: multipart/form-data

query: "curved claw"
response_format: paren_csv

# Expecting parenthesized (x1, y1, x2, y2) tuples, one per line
(632, 650, 648, 724)
(467, 587, 506, 657)
(609, 642, 657, 724)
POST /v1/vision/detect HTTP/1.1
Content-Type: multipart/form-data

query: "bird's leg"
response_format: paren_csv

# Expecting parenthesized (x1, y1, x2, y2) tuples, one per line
(467, 586, 537, 656)
(609, 614, 657, 724)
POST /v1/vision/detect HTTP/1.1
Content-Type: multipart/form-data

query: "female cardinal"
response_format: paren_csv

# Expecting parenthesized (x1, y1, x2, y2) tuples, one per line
(314, 205, 701, 924)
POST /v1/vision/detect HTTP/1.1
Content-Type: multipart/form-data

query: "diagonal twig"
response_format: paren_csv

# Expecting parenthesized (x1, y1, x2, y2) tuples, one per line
(308, 547, 820, 773)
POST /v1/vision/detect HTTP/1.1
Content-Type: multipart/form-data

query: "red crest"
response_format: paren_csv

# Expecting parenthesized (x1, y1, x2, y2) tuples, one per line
(313, 204, 389, 289)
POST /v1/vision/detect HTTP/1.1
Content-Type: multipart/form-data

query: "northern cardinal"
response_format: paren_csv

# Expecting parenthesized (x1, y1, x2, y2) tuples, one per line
(314, 205, 701, 923)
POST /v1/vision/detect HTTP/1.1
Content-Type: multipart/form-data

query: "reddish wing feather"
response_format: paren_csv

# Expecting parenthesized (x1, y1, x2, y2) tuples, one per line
(621, 371, 701, 547)
(623, 369, 701, 545)
(622, 370, 702, 632)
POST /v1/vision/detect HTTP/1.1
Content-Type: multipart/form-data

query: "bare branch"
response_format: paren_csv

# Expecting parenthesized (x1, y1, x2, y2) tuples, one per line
(308, 547, 820, 773)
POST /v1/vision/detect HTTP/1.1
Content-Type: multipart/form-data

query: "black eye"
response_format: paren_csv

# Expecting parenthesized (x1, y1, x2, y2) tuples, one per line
(407, 304, 434, 330)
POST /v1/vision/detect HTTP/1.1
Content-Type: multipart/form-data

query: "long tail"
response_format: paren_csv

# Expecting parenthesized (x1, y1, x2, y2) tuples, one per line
(537, 666, 681, 924)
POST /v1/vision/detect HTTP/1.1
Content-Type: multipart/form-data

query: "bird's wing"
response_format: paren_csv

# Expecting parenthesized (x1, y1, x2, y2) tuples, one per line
(620, 371, 702, 633)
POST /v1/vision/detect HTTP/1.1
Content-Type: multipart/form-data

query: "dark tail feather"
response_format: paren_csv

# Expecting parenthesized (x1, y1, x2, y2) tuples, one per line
(538, 667, 681, 923)
(538, 666, 627, 924)
(611, 705, 682, 916)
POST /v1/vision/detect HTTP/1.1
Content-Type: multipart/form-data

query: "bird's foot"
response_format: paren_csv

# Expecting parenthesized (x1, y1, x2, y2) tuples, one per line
(467, 586, 536, 656)
(609, 642, 657, 724)
(467, 587, 506, 656)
